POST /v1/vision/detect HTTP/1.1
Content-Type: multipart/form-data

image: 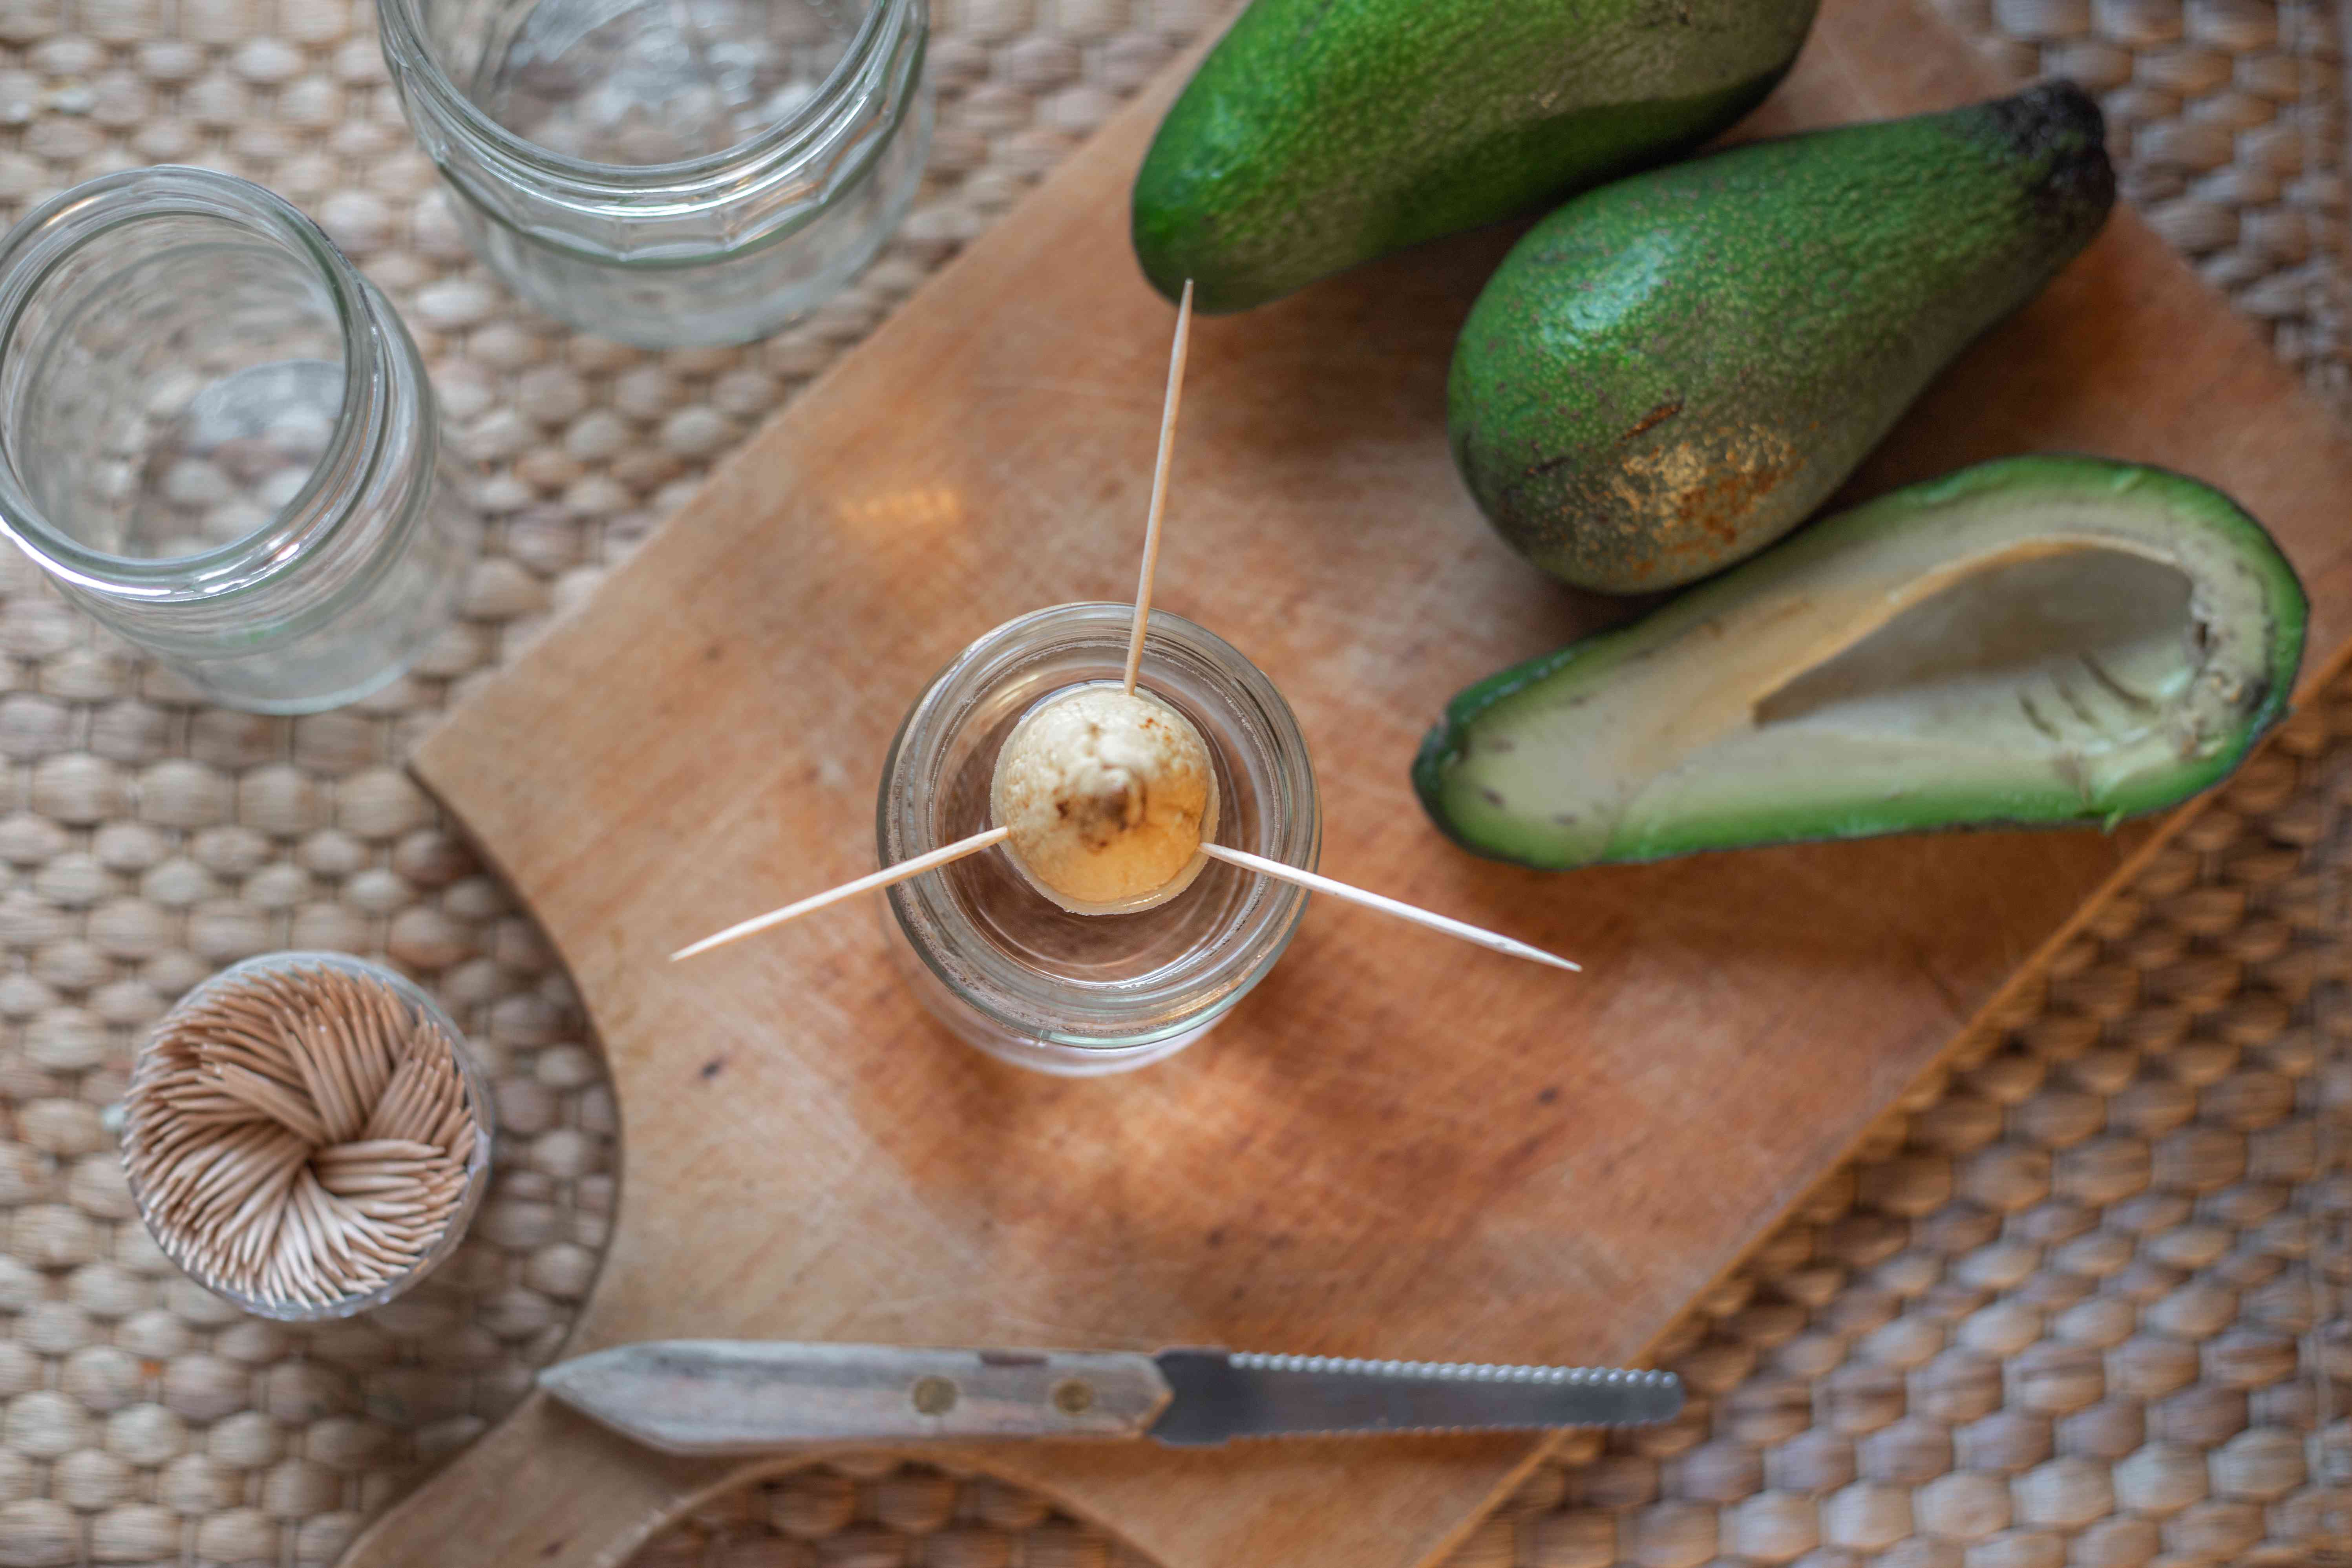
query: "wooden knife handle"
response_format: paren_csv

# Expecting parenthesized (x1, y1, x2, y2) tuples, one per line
(338, 1389, 751, 1568)
(543, 1341, 1176, 1452)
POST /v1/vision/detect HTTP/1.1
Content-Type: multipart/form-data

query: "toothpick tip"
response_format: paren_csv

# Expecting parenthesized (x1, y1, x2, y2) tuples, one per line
(1124, 283, 1196, 698)
(1197, 841, 1581, 975)
(668, 826, 1013, 965)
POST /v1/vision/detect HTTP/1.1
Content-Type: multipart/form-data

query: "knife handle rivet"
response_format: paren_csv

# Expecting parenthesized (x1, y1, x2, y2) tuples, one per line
(910, 1376, 959, 1416)
(1051, 1379, 1096, 1416)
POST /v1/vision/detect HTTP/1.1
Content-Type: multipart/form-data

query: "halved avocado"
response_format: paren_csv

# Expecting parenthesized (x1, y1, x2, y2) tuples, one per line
(1415, 456, 2307, 870)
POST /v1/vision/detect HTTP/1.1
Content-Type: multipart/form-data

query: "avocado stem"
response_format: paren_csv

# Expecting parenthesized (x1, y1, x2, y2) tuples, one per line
(1124, 280, 1194, 696)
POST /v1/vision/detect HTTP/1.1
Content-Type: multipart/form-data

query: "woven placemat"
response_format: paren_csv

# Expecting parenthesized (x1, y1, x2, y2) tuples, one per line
(0, 0, 2340, 1564)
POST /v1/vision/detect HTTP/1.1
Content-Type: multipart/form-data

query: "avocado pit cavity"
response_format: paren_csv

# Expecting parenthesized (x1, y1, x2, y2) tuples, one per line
(1415, 456, 2306, 870)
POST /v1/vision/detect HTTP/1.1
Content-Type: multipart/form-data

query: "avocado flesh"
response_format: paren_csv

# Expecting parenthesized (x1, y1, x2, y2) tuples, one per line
(1447, 82, 2116, 592)
(1415, 457, 2306, 870)
(1131, 0, 1820, 314)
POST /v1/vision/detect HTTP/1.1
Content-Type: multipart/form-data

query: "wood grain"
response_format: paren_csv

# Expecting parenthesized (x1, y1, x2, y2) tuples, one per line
(346, 1, 2352, 1564)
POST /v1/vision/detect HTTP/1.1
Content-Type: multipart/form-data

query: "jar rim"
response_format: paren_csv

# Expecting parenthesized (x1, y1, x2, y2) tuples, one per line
(880, 602, 1323, 1052)
(376, 0, 914, 203)
(0, 166, 387, 603)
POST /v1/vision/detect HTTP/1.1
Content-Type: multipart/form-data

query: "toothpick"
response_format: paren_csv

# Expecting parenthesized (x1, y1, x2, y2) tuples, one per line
(672, 826, 1013, 961)
(1196, 842, 1581, 974)
(1124, 280, 1194, 696)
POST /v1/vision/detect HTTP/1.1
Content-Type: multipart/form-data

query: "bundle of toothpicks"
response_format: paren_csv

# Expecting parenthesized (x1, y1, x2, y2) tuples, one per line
(122, 961, 481, 1311)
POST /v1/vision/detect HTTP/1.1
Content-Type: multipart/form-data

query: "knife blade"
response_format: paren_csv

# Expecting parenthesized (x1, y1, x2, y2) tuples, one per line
(537, 1341, 1683, 1453)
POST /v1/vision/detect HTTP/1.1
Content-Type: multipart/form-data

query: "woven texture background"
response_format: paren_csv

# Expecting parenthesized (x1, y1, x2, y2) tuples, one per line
(0, 0, 2336, 1564)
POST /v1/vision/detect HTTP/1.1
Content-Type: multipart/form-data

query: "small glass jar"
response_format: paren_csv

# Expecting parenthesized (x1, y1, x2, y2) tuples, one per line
(879, 603, 1321, 1076)
(377, 0, 932, 349)
(122, 952, 496, 1322)
(0, 169, 479, 714)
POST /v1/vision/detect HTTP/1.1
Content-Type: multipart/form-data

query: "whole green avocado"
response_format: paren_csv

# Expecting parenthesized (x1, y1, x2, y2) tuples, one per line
(1449, 80, 2116, 593)
(1131, 0, 1820, 315)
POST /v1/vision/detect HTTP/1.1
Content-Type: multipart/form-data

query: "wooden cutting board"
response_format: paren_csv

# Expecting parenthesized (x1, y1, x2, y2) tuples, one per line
(345, 2, 2352, 1564)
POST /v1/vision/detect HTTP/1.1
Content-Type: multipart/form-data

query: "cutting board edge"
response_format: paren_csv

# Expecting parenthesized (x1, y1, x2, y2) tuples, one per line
(1428, 620, 2352, 1563)
(387, 580, 2352, 1568)
(1555, 623, 2352, 1407)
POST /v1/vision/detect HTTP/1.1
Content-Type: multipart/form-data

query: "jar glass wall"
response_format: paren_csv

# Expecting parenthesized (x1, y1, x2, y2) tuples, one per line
(879, 603, 1321, 1076)
(378, 0, 932, 349)
(0, 168, 478, 715)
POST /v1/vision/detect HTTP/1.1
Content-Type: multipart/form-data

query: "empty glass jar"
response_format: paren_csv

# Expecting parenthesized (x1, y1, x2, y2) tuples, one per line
(378, 0, 932, 348)
(0, 168, 478, 714)
(879, 604, 1322, 1076)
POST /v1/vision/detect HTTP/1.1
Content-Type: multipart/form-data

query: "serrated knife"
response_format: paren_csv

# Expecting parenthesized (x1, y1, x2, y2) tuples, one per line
(537, 1341, 1683, 1452)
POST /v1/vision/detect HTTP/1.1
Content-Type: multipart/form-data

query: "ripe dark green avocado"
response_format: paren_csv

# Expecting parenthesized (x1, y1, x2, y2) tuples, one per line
(1130, 0, 1820, 314)
(1415, 457, 2306, 871)
(1449, 82, 2116, 592)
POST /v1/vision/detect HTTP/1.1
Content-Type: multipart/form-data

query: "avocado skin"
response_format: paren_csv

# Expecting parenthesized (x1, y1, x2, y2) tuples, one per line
(1414, 456, 2308, 870)
(1131, 0, 1820, 315)
(1448, 81, 2116, 593)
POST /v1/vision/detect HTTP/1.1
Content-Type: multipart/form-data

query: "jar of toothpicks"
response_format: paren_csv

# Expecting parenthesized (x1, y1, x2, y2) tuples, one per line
(121, 953, 494, 1320)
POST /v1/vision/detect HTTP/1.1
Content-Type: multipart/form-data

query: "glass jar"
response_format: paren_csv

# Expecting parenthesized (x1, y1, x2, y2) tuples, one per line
(377, 0, 932, 349)
(0, 168, 479, 715)
(122, 952, 495, 1323)
(879, 603, 1321, 1076)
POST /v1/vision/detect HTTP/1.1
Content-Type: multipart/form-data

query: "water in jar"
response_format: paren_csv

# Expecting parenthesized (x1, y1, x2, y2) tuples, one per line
(938, 680, 1272, 988)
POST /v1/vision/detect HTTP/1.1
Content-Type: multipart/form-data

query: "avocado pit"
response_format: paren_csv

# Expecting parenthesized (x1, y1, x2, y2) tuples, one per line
(991, 683, 1221, 915)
